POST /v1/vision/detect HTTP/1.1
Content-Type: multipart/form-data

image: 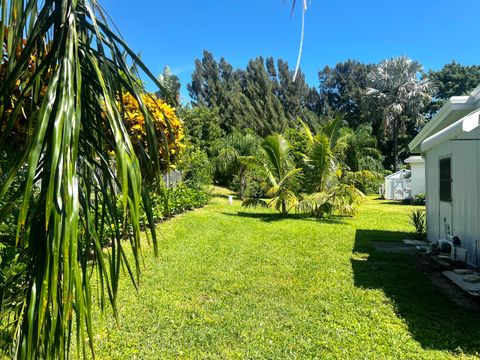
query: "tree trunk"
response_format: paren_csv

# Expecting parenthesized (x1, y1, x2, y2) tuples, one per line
(281, 199, 287, 215)
(239, 165, 247, 199)
(393, 119, 399, 171)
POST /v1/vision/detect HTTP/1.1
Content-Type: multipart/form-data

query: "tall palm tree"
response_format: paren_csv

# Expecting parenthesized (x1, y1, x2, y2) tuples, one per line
(366, 56, 436, 170)
(0, 1, 170, 358)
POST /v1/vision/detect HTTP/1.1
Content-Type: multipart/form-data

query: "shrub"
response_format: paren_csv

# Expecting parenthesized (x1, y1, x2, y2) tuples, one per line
(409, 209, 426, 239)
(120, 92, 186, 170)
(413, 193, 425, 205)
(148, 183, 211, 221)
(167, 183, 211, 215)
(181, 149, 213, 190)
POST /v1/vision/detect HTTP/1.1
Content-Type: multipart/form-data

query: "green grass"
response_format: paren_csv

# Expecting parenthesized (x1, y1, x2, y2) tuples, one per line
(89, 195, 480, 359)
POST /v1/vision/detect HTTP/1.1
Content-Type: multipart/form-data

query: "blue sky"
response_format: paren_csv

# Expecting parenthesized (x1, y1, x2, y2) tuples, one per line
(102, 0, 480, 103)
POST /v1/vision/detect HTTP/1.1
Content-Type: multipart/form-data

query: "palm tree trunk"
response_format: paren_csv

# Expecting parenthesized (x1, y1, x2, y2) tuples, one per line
(393, 119, 399, 171)
(282, 199, 287, 215)
(239, 165, 247, 199)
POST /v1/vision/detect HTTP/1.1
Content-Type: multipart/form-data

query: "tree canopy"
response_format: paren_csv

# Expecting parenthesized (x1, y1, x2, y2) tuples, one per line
(424, 61, 480, 117)
(187, 50, 322, 137)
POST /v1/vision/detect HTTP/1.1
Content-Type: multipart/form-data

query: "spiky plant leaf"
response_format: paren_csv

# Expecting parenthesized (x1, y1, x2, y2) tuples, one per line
(0, 1, 170, 358)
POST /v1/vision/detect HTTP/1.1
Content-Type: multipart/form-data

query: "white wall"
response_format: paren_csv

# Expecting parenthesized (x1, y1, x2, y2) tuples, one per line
(410, 162, 425, 197)
(424, 126, 480, 265)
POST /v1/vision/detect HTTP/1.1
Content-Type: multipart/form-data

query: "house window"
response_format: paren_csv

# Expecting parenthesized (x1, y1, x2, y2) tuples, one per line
(439, 157, 451, 202)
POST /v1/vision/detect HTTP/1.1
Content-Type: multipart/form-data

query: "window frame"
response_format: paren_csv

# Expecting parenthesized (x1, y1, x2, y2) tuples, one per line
(439, 156, 452, 202)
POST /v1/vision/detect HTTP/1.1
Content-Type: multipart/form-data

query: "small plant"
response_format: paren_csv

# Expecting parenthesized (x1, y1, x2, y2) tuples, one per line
(410, 209, 426, 239)
(413, 193, 425, 205)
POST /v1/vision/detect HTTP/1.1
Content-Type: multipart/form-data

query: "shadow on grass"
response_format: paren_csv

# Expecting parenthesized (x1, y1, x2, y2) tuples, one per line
(375, 200, 408, 205)
(376, 200, 425, 207)
(212, 193, 234, 200)
(221, 211, 347, 224)
(352, 229, 480, 354)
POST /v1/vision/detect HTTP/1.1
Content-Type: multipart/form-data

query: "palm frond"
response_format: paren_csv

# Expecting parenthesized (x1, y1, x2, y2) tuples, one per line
(0, 1, 169, 358)
(241, 197, 268, 208)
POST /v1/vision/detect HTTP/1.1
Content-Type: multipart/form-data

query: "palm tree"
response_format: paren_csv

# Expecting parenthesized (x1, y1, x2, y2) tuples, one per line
(0, 1, 171, 358)
(366, 56, 436, 170)
(157, 66, 181, 104)
(342, 124, 383, 193)
(299, 117, 368, 218)
(214, 131, 260, 199)
(243, 133, 302, 215)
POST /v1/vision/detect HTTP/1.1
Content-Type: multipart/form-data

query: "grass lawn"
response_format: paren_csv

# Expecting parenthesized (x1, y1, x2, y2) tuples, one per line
(90, 193, 480, 359)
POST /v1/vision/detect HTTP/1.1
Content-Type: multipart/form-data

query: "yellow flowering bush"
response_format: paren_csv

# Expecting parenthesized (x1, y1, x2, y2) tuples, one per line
(1, 27, 50, 149)
(120, 92, 185, 169)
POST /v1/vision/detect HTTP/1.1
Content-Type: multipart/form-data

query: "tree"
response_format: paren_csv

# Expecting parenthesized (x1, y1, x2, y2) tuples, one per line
(342, 124, 383, 193)
(299, 117, 368, 218)
(242, 57, 288, 136)
(425, 61, 480, 117)
(187, 51, 250, 133)
(180, 105, 224, 156)
(157, 66, 181, 104)
(318, 60, 373, 127)
(213, 131, 260, 198)
(343, 124, 383, 173)
(366, 57, 436, 170)
(243, 134, 302, 215)
(187, 51, 321, 137)
(276, 59, 309, 119)
(0, 1, 169, 357)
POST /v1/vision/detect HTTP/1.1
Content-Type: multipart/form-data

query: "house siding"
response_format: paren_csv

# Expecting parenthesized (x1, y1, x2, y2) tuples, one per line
(425, 126, 480, 266)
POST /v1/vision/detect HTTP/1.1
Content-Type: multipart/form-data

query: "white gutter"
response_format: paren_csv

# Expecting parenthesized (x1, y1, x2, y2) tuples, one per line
(421, 109, 480, 153)
(408, 96, 471, 152)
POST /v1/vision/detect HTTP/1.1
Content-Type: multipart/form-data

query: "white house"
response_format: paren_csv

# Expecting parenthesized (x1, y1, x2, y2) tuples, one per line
(409, 85, 480, 266)
(404, 156, 425, 197)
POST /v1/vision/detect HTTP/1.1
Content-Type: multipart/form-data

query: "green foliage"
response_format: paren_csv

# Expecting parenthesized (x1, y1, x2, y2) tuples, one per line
(299, 117, 368, 218)
(244, 134, 302, 215)
(425, 61, 480, 117)
(188, 51, 321, 137)
(186, 55, 478, 173)
(284, 126, 311, 168)
(413, 193, 426, 205)
(237, 117, 375, 218)
(212, 131, 261, 197)
(150, 184, 211, 219)
(181, 148, 213, 190)
(233, 166, 269, 199)
(157, 66, 181, 104)
(343, 124, 384, 193)
(318, 60, 374, 126)
(299, 184, 365, 219)
(180, 106, 224, 155)
(0, 1, 167, 357)
(0, 243, 28, 353)
(409, 209, 426, 238)
(168, 184, 211, 214)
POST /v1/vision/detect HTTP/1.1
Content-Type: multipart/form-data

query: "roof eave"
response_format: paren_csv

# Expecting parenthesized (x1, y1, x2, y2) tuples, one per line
(409, 97, 471, 153)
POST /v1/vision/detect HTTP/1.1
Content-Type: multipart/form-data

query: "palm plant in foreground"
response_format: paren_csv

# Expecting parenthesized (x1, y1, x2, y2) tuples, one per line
(0, 1, 170, 358)
(243, 133, 302, 215)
